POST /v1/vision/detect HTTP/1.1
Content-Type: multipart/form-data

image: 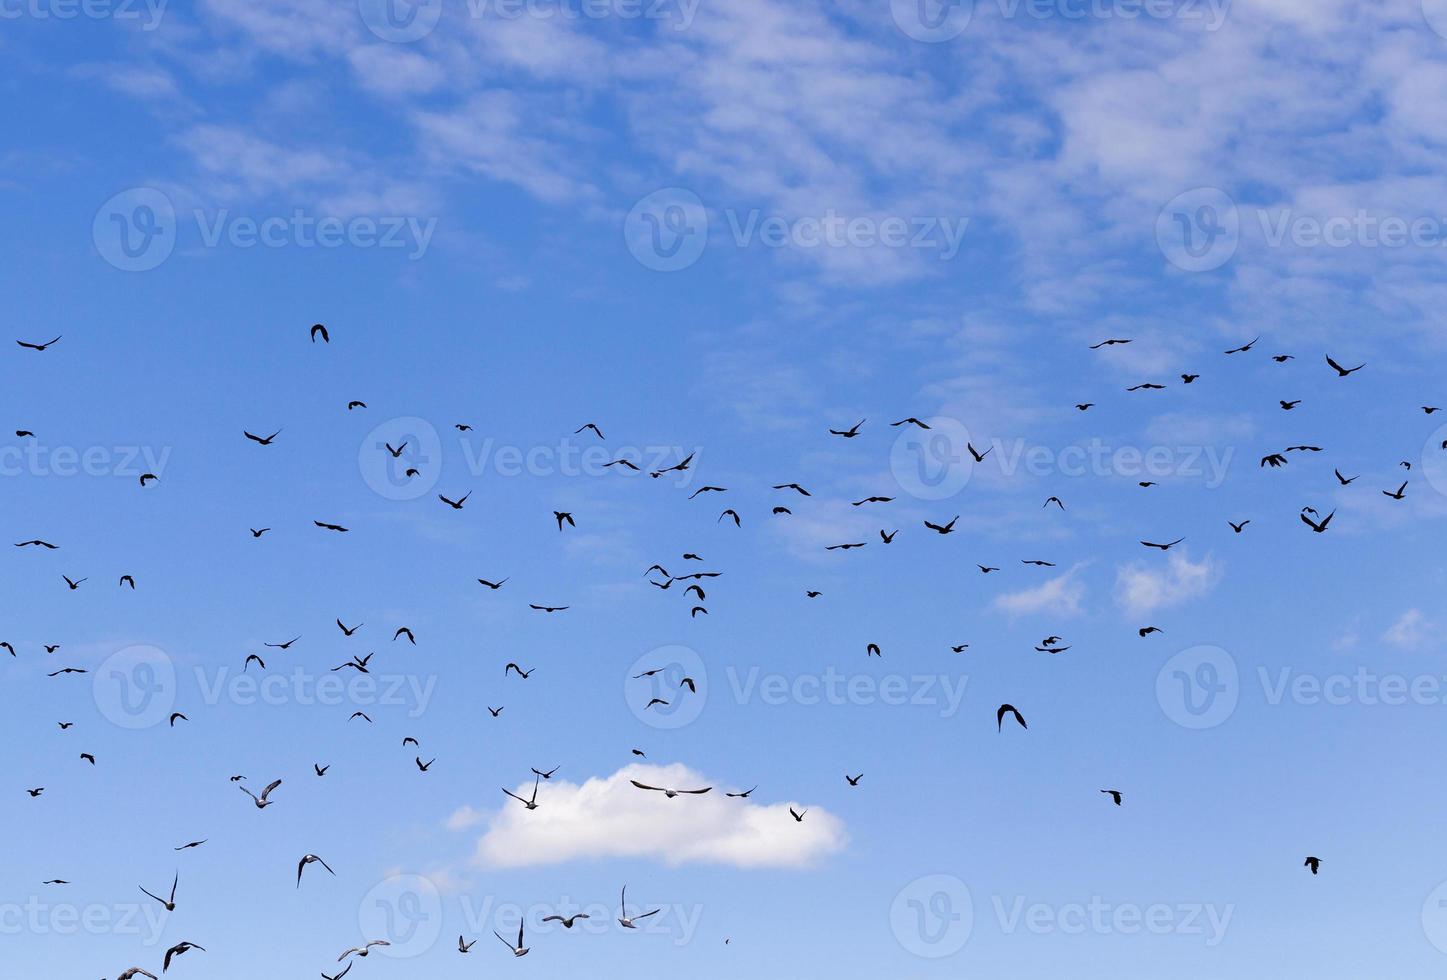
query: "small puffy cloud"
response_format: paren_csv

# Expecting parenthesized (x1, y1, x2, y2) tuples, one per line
(463, 764, 845, 869)
(1114, 552, 1222, 616)
(993, 564, 1087, 617)
(1383, 609, 1430, 649)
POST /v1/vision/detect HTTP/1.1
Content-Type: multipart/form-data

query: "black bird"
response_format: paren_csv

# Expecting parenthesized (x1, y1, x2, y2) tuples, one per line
(1325, 355, 1364, 377)
(1304, 856, 1321, 875)
(310, 323, 329, 343)
(718, 509, 741, 527)
(265, 636, 300, 650)
(14, 539, 58, 549)
(1021, 559, 1056, 567)
(62, 575, 86, 590)
(1101, 790, 1123, 806)
(826, 542, 866, 551)
(244, 429, 282, 445)
(689, 485, 727, 498)
(139, 472, 158, 486)
(1044, 496, 1064, 510)
(1224, 336, 1259, 354)
(477, 577, 508, 590)
(1089, 338, 1131, 348)
(1280, 400, 1301, 410)
(852, 495, 894, 506)
(554, 511, 575, 530)
(438, 491, 471, 509)
(1126, 383, 1165, 391)
(1300, 509, 1335, 533)
(966, 442, 991, 462)
(1181, 373, 1199, 383)
(997, 703, 1027, 731)
(1139, 627, 1163, 637)
(532, 765, 560, 779)
(772, 483, 812, 495)
(163, 941, 205, 972)
(1261, 453, 1287, 468)
(347, 400, 367, 410)
(488, 707, 503, 717)
(313, 520, 348, 532)
(16, 335, 61, 351)
(1272, 354, 1294, 362)
(789, 806, 807, 822)
(297, 854, 335, 886)
(530, 604, 569, 613)
(880, 529, 898, 543)
(891, 417, 930, 429)
(394, 627, 415, 644)
(336, 619, 362, 635)
(385, 442, 407, 458)
(828, 419, 864, 438)
(505, 662, 533, 679)
(575, 422, 605, 439)
(139, 872, 179, 911)
(846, 773, 862, 786)
(250, 527, 270, 537)
(923, 516, 958, 534)
(1383, 482, 1407, 500)
(1228, 520, 1250, 533)
(1140, 538, 1185, 551)
(866, 643, 881, 658)
(1075, 403, 1094, 410)
(502, 773, 541, 810)
(726, 786, 756, 798)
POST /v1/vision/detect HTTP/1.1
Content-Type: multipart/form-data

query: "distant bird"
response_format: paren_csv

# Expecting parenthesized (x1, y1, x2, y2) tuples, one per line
(1140, 538, 1185, 551)
(1261, 454, 1287, 468)
(1089, 338, 1131, 348)
(543, 913, 590, 929)
(1333, 469, 1357, 485)
(118, 574, 135, 589)
(458, 936, 476, 953)
(1280, 400, 1301, 410)
(719, 509, 741, 527)
(1181, 374, 1199, 384)
(1304, 856, 1321, 875)
(477, 577, 508, 590)
(1126, 383, 1165, 391)
(139, 472, 158, 486)
(773, 483, 812, 496)
(243, 655, 265, 672)
(313, 520, 348, 532)
(554, 511, 575, 531)
(338, 941, 391, 962)
(1300, 509, 1336, 533)
(630, 780, 711, 798)
(866, 643, 881, 658)
(61, 575, 86, 590)
(951, 644, 969, 653)
(265, 636, 300, 650)
(726, 786, 756, 798)
(690, 485, 727, 498)
(415, 756, 435, 772)
(828, 419, 865, 437)
(966, 441, 991, 462)
(438, 491, 471, 510)
(530, 604, 569, 613)
(1224, 336, 1259, 354)
(617, 885, 660, 928)
(249, 527, 270, 537)
(174, 840, 206, 850)
(997, 703, 1027, 731)
(1139, 627, 1163, 637)
(923, 516, 958, 534)
(488, 706, 503, 717)
(314, 763, 329, 776)
(1383, 481, 1407, 500)
(244, 429, 282, 445)
(1075, 403, 1094, 411)
(978, 565, 999, 573)
(891, 417, 930, 429)
(1044, 496, 1064, 510)
(14, 539, 58, 549)
(1101, 790, 1122, 806)
(505, 663, 533, 679)
(168, 713, 187, 727)
(1272, 354, 1294, 362)
(394, 627, 415, 644)
(139, 872, 179, 912)
(297, 854, 335, 886)
(1228, 520, 1250, 533)
(310, 324, 329, 343)
(789, 806, 807, 822)
(1325, 355, 1364, 377)
(532, 765, 560, 779)
(575, 422, 604, 440)
(880, 529, 898, 543)
(16, 335, 61, 351)
(347, 400, 366, 410)
(336, 619, 362, 636)
(852, 495, 894, 506)
(846, 773, 862, 786)
(502, 773, 542, 810)
(238, 778, 282, 809)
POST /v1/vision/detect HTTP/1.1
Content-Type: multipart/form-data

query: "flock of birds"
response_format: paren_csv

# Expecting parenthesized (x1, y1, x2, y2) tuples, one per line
(9, 327, 1432, 975)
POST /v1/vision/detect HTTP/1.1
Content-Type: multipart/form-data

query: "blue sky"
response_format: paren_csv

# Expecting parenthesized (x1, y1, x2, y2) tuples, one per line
(6, 0, 1447, 977)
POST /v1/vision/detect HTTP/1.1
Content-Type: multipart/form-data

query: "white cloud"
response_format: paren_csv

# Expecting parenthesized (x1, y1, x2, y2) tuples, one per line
(1383, 609, 1431, 649)
(993, 563, 1087, 617)
(1114, 552, 1222, 616)
(463, 764, 845, 869)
